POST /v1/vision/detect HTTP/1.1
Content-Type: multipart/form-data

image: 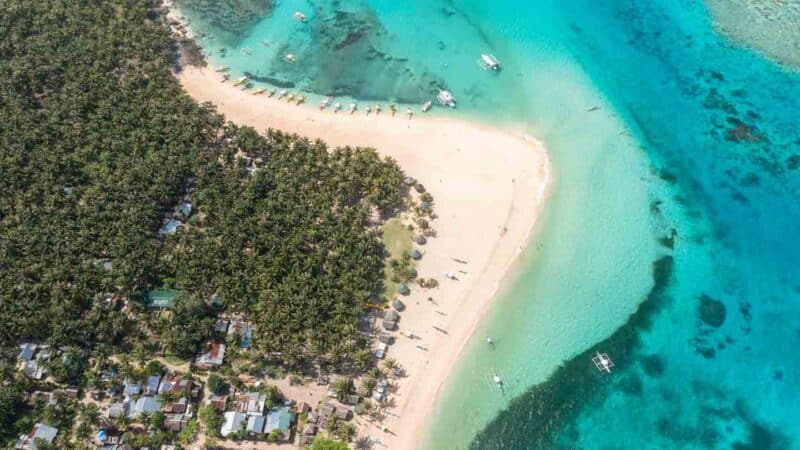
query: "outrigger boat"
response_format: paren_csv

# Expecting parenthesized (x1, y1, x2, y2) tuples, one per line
(277, 89, 288, 99)
(478, 53, 501, 71)
(421, 100, 432, 112)
(240, 82, 252, 91)
(232, 76, 249, 87)
(320, 96, 333, 110)
(406, 107, 414, 119)
(436, 89, 456, 108)
(333, 102, 342, 112)
(349, 102, 357, 114)
(286, 94, 295, 103)
(375, 104, 382, 114)
(592, 351, 615, 374)
(296, 96, 306, 105)
(285, 53, 297, 63)
(214, 66, 230, 73)
(267, 88, 277, 97)
(365, 106, 372, 115)
(389, 104, 397, 116)
(293, 11, 307, 22)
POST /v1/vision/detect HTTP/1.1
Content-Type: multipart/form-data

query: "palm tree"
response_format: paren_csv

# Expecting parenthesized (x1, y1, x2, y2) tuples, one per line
(331, 377, 351, 402)
(382, 358, 398, 374)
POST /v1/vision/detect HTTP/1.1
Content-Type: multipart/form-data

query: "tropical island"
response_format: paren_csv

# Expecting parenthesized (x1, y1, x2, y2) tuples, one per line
(0, 0, 549, 449)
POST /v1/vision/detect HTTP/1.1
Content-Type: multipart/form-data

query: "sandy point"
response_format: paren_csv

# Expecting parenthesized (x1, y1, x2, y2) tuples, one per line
(176, 65, 551, 449)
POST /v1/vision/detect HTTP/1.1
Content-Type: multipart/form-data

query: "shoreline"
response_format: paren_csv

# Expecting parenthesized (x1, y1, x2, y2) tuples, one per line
(175, 64, 551, 449)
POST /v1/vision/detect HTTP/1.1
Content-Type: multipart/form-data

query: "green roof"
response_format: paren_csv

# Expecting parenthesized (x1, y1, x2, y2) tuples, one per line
(266, 406, 295, 433)
(146, 290, 178, 309)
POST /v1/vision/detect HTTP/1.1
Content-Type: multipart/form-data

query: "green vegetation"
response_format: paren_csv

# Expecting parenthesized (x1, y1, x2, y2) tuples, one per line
(380, 219, 414, 298)
(309, 437, 350, 450)
(0, 0, 409, 445)
(1, 0, 404, 364)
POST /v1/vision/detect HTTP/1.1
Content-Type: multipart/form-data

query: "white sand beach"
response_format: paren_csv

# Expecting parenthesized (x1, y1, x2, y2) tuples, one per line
(177, 65, 551, 449)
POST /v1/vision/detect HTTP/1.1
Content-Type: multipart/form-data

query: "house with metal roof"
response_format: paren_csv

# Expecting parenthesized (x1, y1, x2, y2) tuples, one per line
(265, 406, 295, 441)
(220, 411, 246, 437)
(15, 423, 57, 449)
(146, 290, 178, 309)
(128, 396, 161, 418)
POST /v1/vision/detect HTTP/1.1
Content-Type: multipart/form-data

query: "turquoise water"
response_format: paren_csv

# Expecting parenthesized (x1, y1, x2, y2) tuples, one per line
(177, 0, 800, 448)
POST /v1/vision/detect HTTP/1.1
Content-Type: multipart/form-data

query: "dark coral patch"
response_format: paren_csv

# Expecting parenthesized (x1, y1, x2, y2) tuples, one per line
(698, 293, 726, 327)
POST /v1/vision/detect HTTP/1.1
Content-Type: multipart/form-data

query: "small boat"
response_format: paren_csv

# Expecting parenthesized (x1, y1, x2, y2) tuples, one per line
(240, 47, 252, 56)
(293, 11, 307, 22)
(333, 102, 342, 112)
(296, 96, 306, 105)
(267, 88, 277, 97)
(437, 89, 456, 108)
(251, 88, 266, 95)
(232, 76, 249, 86)
(221, 74, 230, 82)
(486, 336, 494, 348)
(375, 104, 382, 114)
(491, 369, 503, 386)
(349, 102, 357, 114)
(320, 96, 333, 109)
(407, 107, 414, 118)
(421, 100, 432, 112)
(592, 351, 615, 374)
(478, 53, 501, 71)
(365, 106, 372, 115)
(390, 104, 397, 116)
(214, 66, 230, 72)
(240, 82, 252, 91)
(286, 94, 295, 102)
(285, 53, 297, 63)
(277, 89, 288, 99)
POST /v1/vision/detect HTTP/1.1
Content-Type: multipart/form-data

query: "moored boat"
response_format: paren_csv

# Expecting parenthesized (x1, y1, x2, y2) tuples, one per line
(293, 11, 307, 22)
(478, 53, 501, 71)
(436, 89, 456, 108)
(214, 66, 229, 73)
(422, 100, 432, 112)
(232, 76, 249, 86)
(320, 96, 333, 109)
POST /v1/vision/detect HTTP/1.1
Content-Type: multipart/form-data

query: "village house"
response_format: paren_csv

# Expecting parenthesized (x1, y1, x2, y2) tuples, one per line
(221, 411, 246, 437)
(209, 394, 228, 411)
(16, 423, 57, 449)
(265, 406, 295, 441)
(195, 341, 225, 369)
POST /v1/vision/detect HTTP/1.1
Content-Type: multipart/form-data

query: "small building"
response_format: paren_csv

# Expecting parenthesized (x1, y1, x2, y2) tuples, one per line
(16, 423, 57, 449)
(23, 360, 45, 380)
(158, 218, 181, 236)
(382, 319, 397, 331)
(220, 411, 246, 437)
(196, 341, 225, 369)
(18, 343, 36, 361)
(236, 391, 266, 415)
(319, 402, 336, 418)
(145, 375, 161, 396)
(228, 318, 252, 349)
(209, 394, 227, 411)
(146, 290, 178, 309)
(165, 414, 187, 432)
(122, 380, 141, 396)
(306, 411, 319, 424)
(246, 414, 265, 435)
(129, 396, 161, 419)
(107, 400, 129, 419)
(265, 406, 295, 440)
(302, 423, 317, 436)
(164, 397, 188, 414)
(213, 318, 229, 334)
(334, 408, 351, 421)
(178, 202, 193, 218)
(374, 342, 388, 359)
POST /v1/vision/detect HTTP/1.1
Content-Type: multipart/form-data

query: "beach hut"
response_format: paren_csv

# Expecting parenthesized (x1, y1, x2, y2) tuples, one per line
(398, 284, 411, 296)
(409, 249, 422, 260)
(415, 235, 427, 245)
(392, 299, 406, 311)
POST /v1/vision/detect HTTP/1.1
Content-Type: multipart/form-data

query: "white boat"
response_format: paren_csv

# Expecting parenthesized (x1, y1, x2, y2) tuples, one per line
(349, 102, 357, 114)
(478, 53, 501, 71)
(436, 89, 456, 108)
(277, 89, 288, 99)
(333, 102, 342, 112)
(286, 94, 295, 102)
(421, 101, 432, 112)
(293, 11, 307, 22)
(267, 88, 277, 97)
(592, 351, 615, 373)
(406, 107, 414, 118)
(214, 66, 230, 73)
(232, 76, 249, 86)
(491, 369, 503, 386)
(365, 106, 372, 115)
(320, 96, 333, 109)
(285, 53, 297, 63)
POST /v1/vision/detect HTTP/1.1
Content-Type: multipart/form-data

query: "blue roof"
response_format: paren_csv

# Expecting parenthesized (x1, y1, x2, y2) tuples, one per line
(265, 406, 295, 433)
(147, 375, 161, 393)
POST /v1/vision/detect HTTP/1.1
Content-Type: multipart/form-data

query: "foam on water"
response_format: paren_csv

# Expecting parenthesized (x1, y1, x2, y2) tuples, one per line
(177, 0, 800, 448)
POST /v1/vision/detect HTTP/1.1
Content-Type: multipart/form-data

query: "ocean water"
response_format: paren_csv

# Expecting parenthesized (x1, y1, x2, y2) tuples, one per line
(176, 0, 800, 449)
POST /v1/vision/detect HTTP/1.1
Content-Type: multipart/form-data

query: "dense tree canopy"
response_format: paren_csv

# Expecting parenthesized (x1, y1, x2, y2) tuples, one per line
(0, 0, 405, 370)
